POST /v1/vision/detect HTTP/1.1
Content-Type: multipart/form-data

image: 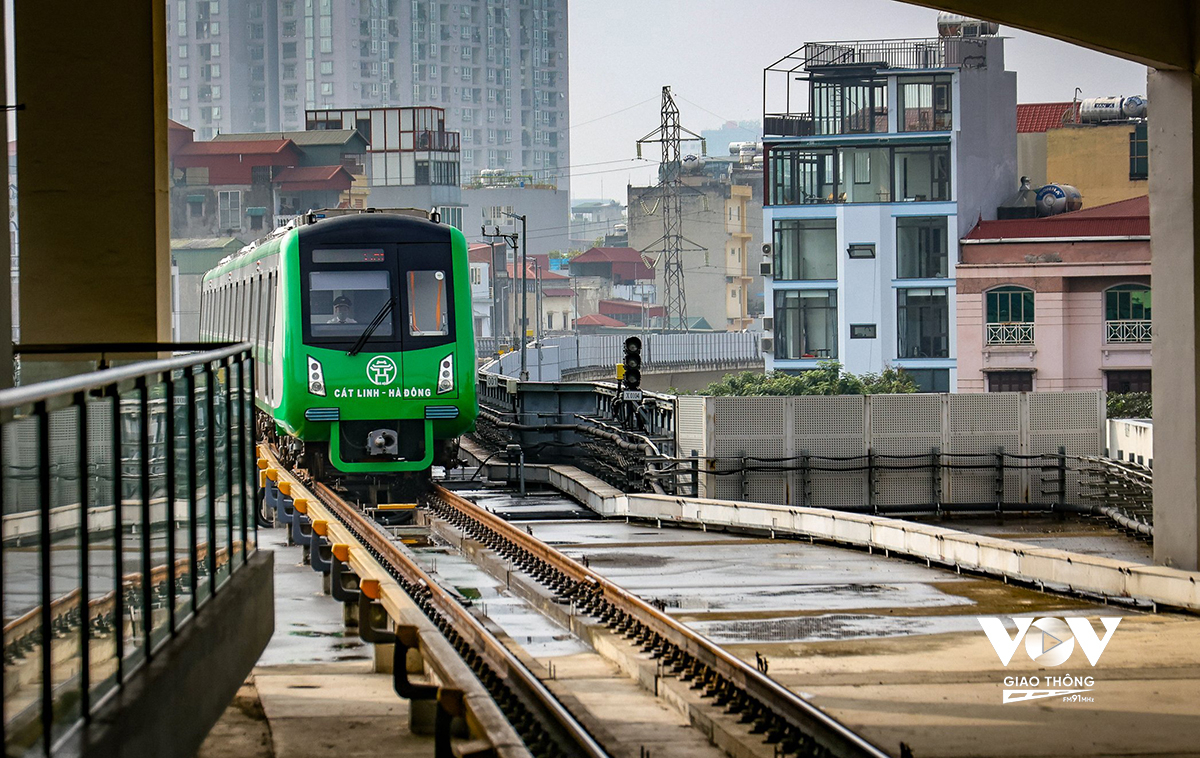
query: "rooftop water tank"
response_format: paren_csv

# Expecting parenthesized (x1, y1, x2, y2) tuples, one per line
(681, 154, 707, 173)
(728, 141, 751, 156)
(937, 12, 999, 37)
(738, 143, 760, 165)
(1035, 183, 1083, 217)
(1080, 96, 1148, 123)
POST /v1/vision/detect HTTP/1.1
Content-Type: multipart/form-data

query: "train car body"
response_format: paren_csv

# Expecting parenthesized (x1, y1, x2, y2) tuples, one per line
(200, 210, 476, 479)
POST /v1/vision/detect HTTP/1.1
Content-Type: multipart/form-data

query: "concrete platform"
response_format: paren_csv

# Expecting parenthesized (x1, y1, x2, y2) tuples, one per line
(197, 531, 433, 758)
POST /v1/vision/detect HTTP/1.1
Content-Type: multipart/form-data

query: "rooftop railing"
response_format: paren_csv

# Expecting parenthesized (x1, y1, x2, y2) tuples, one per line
(2, 343, 256, 756)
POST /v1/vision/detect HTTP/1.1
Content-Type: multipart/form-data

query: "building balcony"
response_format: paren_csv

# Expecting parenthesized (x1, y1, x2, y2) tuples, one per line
(986, 322, 1034, 346)
(1106, 319, 1152, 343)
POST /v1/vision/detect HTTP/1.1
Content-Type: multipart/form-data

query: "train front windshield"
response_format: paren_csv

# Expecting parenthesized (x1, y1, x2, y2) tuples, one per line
(301, 244, 455, 351)
(309, 269, 394, 338)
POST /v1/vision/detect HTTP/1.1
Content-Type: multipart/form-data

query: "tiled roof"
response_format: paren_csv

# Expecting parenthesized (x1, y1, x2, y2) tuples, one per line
(1016, 102, 1079, 133)
(599, 298, 665, 316)
(574, 247, 644, 263)
(963, 195, 1150, 241)
(506, 263, 568, 280)
(576, 313, 625, 327)
(212, 129, 367, 147)
(273, 165, 351, 183)
(176, 139, 297, 156)
(541, 287, 575, 298)
(1066, 195, 1149, 218)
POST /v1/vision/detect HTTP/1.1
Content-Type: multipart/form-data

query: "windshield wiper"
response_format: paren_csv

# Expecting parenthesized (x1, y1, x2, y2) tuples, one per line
(347, 298, 394, 357)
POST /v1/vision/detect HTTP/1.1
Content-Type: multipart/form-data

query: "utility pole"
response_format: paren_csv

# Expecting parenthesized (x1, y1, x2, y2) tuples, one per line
(488, 239, 499, 343)
(534, 258, 543, 341)
(482, 222, 523, 378)
(502, 211, 529, 380)
(637, 85, 706, 332)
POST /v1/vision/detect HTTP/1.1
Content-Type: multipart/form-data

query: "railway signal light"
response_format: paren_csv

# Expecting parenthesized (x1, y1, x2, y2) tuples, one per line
(622, 337, 642, 392)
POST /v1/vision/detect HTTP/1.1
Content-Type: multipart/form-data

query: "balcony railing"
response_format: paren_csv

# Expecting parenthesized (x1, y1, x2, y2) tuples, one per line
(1106, 319, 1152, 343)
(986, 322, 1034, 346)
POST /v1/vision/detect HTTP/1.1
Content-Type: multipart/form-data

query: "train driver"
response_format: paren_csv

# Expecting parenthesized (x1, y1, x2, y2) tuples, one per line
(327, 295, 358, 324)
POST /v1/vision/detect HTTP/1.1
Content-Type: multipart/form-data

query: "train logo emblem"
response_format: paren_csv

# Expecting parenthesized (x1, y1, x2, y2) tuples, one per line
(366, 356, 398, 386)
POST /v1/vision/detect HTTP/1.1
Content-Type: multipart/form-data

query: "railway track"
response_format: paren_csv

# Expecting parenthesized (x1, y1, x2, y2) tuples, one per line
(261, 445, 604, 758)
(425, 486, 892, 758)
(262, 443, 891, 758)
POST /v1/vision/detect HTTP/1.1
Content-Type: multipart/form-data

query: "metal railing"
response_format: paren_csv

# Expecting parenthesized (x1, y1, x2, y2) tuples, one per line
(1106, 319, 1152, 343)
(481, 332, 764, 382)
(2, 343, 257, 756)
(797, 37, 984, 72)
(986, 322, 1035, 346)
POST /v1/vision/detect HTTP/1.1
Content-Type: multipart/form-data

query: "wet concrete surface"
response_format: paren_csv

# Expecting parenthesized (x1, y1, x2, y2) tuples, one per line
(255, 530, 368, 667)
(495, 513, 1200, 757)
(448, 486, 596, 522)
(199, 528, 432, 757)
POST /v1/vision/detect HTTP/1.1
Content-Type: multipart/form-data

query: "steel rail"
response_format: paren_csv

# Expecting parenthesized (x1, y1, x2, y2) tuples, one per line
(430, 485, 892, 758)
(249, 441, 610, 758)
(306, 481, 608, 758)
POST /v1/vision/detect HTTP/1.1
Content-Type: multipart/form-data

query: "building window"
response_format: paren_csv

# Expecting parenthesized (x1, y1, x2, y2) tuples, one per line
(897, 75, 953, 131)
(321, 60, 333, 75)
(902, 368, 950, 393)
(897, 288, 949, 358)
(1130, 123, 1148, 180)
(896, 216, 948, 278)
(1107, 370, 1151, 393)
(894, 145, 951, 201)
(1105, 284, 1152, 343)
(218, 190, 241, 230)
(812, 78, 887, 135)
(850, 324, 876, 339)
(769, 146, 835, 205)
(774, 289, 838, 359)
(838, 146, 890, 202)
(773, 219, 837, 280)
(987, 371, 1033, 392)
(985, 286, 1034, 345)
(437, 206, 463, 230)
(283, 42, 297, 59)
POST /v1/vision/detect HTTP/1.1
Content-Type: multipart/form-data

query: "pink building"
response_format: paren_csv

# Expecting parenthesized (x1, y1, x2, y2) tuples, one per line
(957, 196, 1151, 393)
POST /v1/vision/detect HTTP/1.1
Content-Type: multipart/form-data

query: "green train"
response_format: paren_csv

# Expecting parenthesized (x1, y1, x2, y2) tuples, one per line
(200, 209, 477, 500)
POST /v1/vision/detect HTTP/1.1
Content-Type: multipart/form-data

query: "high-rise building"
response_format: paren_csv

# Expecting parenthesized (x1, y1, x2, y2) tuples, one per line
(167, 0, 569, 188)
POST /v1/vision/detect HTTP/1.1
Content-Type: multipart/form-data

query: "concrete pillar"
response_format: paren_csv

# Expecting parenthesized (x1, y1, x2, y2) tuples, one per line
(0, 0, 11, 389)
(14, 0, 170, 348)
(1149, 68, 1200, 569)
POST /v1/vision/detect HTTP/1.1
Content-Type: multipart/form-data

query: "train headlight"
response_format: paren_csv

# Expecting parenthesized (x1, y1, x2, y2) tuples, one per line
(437, 354, 454, 394)
(307, 356, 326, 396)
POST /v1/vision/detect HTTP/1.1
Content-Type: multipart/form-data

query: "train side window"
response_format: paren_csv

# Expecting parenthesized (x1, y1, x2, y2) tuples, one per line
(406, 270, 448, 336)
(267, 272, 277, 397)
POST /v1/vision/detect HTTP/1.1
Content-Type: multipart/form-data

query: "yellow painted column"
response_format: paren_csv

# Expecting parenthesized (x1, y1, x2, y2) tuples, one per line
(14, 0, 170, 347)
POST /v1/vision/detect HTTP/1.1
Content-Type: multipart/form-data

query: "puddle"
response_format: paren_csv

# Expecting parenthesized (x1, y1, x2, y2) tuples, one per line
(288, 629, 345, 638)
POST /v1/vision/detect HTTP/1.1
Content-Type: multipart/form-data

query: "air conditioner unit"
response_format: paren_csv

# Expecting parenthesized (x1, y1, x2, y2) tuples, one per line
(762, 316, 773, 332)
(760, 337, 774, 354)
(760, 260, 773, 277)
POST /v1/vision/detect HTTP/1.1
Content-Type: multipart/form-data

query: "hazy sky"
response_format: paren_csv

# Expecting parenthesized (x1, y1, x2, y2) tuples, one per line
(566, 0, 1149, 203)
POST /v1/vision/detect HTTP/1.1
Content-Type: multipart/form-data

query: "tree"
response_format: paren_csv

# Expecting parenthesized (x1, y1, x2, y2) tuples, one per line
(695, 362, 918, 396)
